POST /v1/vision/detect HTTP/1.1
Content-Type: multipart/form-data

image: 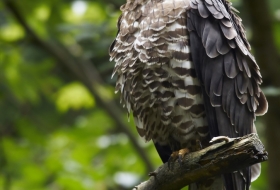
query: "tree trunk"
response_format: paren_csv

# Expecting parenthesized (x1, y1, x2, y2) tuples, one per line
(242, 1, 280, 190)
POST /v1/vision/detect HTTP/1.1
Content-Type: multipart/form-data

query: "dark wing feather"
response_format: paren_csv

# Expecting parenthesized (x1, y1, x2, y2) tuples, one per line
(153, 142, 172, 163)
(189, 29, 220, 138)
(187, 0, 268, 189)
(154, 137, 181, 163)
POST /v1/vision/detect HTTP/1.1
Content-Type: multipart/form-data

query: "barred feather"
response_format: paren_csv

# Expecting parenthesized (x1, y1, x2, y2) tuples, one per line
(111, 0, 208, 147)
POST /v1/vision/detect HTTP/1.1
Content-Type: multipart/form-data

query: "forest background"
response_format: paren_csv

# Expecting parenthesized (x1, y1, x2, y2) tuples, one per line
(0, 0, 280, 189)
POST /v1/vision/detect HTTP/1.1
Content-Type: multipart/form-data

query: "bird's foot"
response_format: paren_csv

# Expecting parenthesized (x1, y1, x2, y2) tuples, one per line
(209, 136, 231, 144)
(168, 148, 190, 169)
(195, 139, 203, 150)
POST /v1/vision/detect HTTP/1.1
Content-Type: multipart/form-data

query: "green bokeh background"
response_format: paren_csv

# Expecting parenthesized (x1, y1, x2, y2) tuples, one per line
(0, 0, 279, 189)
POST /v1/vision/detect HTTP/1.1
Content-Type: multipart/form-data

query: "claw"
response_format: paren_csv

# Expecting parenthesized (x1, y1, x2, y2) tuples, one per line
(168, 148, 190, 168)
(178, 154, 183, 166)
(210, 136, 232, 144)
(178, 148, 189, 165)
(196, 139, 203, 150)
(168, 151, 178, 169)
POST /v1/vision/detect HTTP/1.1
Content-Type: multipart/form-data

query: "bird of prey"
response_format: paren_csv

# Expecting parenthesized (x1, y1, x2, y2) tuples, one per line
(109, 0, 268, 189)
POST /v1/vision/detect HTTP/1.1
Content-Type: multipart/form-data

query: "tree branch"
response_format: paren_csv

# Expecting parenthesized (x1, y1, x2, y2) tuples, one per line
(134, 134, 268, 190)
(3, 0, 154, 172)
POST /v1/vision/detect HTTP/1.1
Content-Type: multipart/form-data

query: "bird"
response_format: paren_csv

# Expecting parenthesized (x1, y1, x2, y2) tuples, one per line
(109, 0, 268, 189)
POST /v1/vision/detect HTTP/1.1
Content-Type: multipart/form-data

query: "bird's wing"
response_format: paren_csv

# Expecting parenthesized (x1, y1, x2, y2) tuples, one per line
(187, 0, 268, 189)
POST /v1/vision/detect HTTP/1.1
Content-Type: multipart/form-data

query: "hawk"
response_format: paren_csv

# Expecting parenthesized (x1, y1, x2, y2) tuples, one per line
(109, 0, 268, 189)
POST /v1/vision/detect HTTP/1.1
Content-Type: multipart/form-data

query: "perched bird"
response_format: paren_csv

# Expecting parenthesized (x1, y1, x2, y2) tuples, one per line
(109, 0, 268, 189)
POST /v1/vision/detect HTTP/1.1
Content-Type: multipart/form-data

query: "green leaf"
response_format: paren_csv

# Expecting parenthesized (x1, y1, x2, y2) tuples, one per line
(55, 82, 95, 112)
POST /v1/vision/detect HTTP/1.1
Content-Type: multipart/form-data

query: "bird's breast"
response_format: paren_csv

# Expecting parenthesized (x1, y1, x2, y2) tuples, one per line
(111, 0, 209, 147)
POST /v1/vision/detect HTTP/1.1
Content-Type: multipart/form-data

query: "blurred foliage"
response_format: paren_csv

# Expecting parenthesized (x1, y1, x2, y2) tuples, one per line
(0, 0, 279, 190)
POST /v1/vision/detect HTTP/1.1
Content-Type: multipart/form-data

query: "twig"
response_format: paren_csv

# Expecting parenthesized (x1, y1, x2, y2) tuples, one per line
(134, 133, 268, 190)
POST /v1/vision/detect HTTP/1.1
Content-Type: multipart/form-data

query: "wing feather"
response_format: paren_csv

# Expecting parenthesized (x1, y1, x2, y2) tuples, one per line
(188, 0, 268, 189)
(224, 51, 238, 78)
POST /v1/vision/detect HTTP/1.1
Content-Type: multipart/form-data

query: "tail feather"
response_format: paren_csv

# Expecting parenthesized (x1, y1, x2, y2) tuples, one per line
(223, 168, 251, 190)
(251, 163, 261, 182)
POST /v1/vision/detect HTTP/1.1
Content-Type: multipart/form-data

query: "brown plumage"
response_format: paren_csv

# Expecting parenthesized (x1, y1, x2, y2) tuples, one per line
(110, 0, 268, 189)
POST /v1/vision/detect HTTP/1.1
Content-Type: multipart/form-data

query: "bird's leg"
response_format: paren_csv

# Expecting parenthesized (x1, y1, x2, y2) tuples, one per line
(168, 148, 190, 168)
(178, 148, 190, 164)
(168, 151, 178, 168)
